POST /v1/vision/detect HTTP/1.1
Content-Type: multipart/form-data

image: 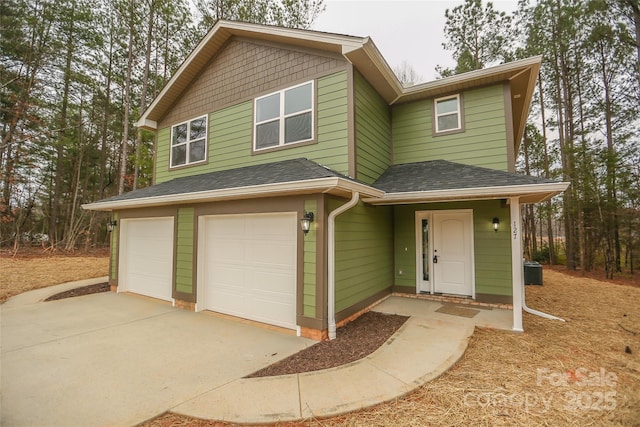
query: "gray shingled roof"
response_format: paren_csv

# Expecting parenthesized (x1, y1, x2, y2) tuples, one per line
(95, 158, 352, 204)
(372, 160, 557, 193)
(90, 158, 561, 207)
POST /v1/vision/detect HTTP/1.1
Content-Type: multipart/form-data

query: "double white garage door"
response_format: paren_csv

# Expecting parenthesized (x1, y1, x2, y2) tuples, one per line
(119, 214, 297, 329)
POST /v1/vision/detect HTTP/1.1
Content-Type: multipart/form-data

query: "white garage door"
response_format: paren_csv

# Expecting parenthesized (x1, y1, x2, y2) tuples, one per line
(199, 213, 297, 329)
(119, 217, 174, 302)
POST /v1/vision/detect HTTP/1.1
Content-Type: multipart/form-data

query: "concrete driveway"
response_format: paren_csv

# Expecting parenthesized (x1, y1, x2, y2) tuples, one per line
(1, 279, 313, 426)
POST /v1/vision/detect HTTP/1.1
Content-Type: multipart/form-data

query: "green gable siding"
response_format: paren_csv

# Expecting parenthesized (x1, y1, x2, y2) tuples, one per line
(330, 200, 393, 313)
(155, 71, 349, 184)
(175, 207, 194, 295)
(392, 85, 509, 171)
(354, 71, 392, 184)
(393, 200, 512, 297)
(303, 199, 317, 318)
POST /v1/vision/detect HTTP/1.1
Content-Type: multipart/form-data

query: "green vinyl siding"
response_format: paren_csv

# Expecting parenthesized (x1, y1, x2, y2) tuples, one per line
(330, 200, 393, 313)
(393, 200, 512, 296)
(392, 85, 509, 171)
(155, 71, 349, 183)
(303, 199, 317, 318)
(175, 207, 194, 295)
(354, 71, 391, 184)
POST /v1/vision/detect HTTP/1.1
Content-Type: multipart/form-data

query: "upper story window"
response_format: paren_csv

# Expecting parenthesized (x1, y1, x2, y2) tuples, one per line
(434, 94, 462, 133)
(171, 116, 207, 168)
(254, 81, 314, 151)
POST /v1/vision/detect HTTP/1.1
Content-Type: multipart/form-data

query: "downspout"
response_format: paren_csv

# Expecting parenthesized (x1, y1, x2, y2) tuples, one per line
(521, 258, 565, 322)
(327, 191, 360, 340)
(511, 196, 564, 326)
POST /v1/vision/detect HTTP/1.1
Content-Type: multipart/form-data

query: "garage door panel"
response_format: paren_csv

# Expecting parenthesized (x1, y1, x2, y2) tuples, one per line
(209, 264, 247, 288)
(211, 240, 246, 262)
(249, 218, 295, 240)
(209, 216, 247, 236)
(207, 294, 248, 318)
(248, 243, 295, 267)
(201, 213, 297, 329)
(249, 269, 294, 290)
(130, 261, 168, 278)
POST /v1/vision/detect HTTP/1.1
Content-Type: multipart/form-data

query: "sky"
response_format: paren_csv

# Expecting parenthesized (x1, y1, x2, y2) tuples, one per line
(313, 0, 519, 83)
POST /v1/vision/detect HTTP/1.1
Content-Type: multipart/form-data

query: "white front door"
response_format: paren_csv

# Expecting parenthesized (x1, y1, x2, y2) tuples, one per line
(416, 210, 474, 296)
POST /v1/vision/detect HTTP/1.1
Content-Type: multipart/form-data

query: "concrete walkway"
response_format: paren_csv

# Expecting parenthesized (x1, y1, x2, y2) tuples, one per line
(1, 280, 512, 426)
(173, 296, 512, 423)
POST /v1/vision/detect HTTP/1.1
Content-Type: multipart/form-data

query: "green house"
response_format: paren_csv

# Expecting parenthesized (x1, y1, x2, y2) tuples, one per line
(83, 21, 569, 340)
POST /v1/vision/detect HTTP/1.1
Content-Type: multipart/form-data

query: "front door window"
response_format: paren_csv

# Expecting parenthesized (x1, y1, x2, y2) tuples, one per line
(422, 219, 429, 282)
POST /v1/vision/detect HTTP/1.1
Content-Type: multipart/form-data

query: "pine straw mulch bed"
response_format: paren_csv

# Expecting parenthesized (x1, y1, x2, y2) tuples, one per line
(0, 249, 109, 302)
(142, 269, 640, 427)
(246, 311, 409, 378)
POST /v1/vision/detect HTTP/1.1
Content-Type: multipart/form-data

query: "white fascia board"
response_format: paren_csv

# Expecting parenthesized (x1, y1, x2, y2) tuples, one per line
(134, 118, 157, 130)
(82, 177, 383, 212)
(397, 56, 543, 102)
(360, 39, 403, 93)
(362, 182, 570, 205)
(229, 21, 366, 49)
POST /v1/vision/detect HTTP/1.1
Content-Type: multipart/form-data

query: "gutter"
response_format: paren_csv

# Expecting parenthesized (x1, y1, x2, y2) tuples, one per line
(327, 191, 360, 340)
(363, 182, 570, 205)
(82, 178, 382, 212)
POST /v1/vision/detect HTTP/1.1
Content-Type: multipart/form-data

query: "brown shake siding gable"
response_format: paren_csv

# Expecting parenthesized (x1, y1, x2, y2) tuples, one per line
(159, 39, 347, 128)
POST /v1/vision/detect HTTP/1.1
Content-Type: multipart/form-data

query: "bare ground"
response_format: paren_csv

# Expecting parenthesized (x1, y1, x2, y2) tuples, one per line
(2, 253, 638, 425)
(0, 250, 109, 302)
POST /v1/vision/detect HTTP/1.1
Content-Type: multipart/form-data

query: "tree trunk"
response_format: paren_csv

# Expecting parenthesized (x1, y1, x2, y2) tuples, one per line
(50, 20, 75, 248)
(133, 0, 155, 190)
(99, 23, 115, 199)
(537, 77, 555, 265)
(118, 0, 135, 196)
(599, 42, 621, 277)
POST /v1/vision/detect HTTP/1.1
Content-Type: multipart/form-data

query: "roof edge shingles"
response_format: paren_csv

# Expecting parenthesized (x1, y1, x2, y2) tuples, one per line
(372, 160, 559, 193)
(87, 158, 356, 204)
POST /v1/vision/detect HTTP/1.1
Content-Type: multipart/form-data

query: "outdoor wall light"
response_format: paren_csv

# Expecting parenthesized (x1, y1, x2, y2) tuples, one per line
(107, 220, 118, 233)
(300, 212, 314, 234)
(492, 217, 500, 232)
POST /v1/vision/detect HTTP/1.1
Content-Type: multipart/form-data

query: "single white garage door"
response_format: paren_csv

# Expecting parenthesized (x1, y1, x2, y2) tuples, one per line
(199, 213, 297, 329)
(119, 217, 174, 302)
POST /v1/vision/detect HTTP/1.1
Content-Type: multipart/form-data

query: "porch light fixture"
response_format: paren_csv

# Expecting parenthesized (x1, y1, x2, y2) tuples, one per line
(107, 220, 118, 233)
(300, 211, 314, 235)
(492, 217, 500, 232)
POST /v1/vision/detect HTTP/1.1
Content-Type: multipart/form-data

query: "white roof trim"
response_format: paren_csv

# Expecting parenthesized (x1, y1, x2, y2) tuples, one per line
(363, 182, 570, 205)
(82, 177, 383, 211)
(398, 56, 543, 100)
(134, 118, 157, 129)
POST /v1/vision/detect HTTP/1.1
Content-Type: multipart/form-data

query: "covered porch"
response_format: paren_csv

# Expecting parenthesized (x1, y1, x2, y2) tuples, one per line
(364, 160, 570, 332)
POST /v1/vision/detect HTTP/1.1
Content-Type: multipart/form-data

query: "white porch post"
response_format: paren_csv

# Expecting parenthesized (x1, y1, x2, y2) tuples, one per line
(509, 196, 524, 332)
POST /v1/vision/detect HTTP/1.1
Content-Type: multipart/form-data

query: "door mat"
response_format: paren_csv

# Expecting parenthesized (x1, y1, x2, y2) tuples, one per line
(436, 304, 480, 318)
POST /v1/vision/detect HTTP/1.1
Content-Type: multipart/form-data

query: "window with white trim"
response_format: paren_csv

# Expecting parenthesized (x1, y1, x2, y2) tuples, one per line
(254, 81, 314, 151)
(434, 94, 462, 133)
(171, 116, 207, 167)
